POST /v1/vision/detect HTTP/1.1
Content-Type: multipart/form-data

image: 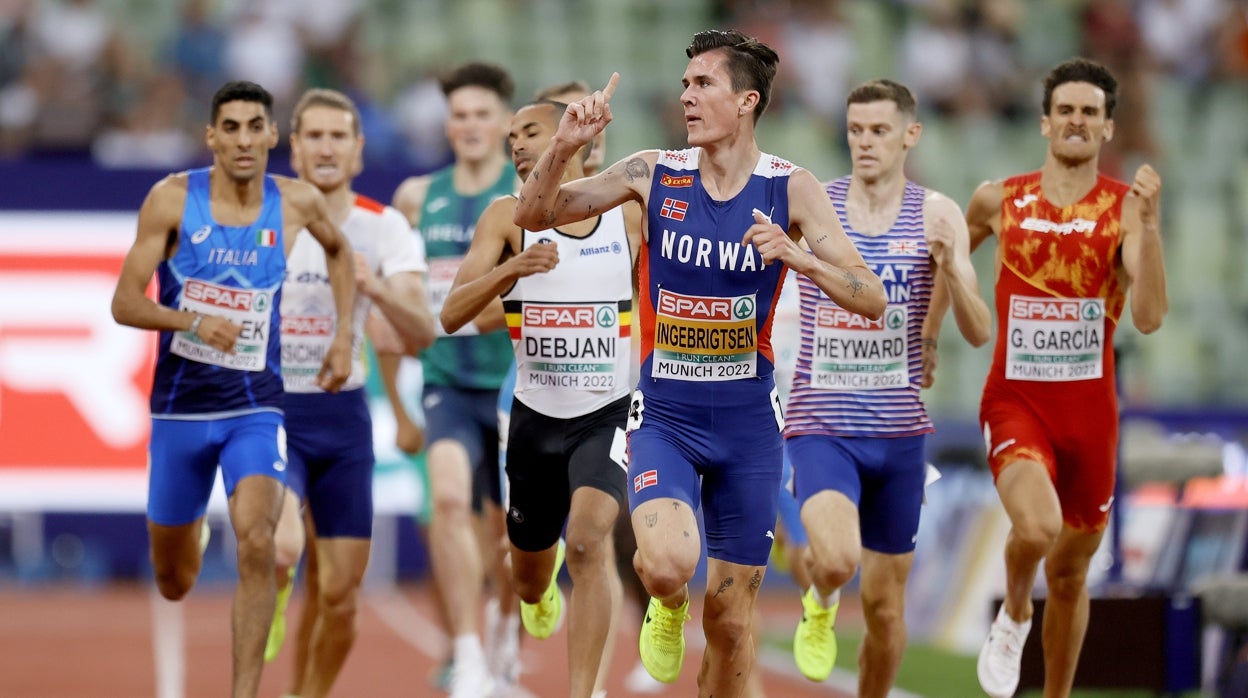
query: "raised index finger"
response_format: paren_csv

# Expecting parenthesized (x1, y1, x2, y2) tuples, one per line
(601, 72, 620, 102)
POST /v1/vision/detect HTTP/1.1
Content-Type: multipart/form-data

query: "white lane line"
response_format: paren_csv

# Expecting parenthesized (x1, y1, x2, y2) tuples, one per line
(150, 587, 185, 698)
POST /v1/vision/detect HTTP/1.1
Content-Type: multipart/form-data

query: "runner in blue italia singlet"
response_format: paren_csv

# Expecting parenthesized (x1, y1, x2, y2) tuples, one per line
(148, 167, 288, 526)
(152, 167, 286, 417)
(628, 148, 790, 566)
(111, 81, 357, 698)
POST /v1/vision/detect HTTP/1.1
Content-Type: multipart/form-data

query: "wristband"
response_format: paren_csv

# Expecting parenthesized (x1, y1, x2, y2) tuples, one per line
(188, 313, 203, 335)
(921, 338, 937, 349)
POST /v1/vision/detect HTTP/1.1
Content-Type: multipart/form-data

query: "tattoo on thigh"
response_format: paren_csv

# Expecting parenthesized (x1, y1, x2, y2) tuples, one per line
(749, 569, 762, 591)
(714, 577, 734, 597)
(645, 512, 658, 528)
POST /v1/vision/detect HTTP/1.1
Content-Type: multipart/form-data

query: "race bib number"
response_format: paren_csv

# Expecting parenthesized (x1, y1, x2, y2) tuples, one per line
(170, 278, 273, 371)
(518, 302, 620, 392)
(651, 289, 756, 382)
(811, 304, 908, 390)
(428, 257, 478, 337)
(1005, 295, 1104, 382)
(280, 314, 336, 390)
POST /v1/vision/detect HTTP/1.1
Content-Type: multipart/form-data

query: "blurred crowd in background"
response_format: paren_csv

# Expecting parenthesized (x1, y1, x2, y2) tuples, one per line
(2, 0, 1247, 414)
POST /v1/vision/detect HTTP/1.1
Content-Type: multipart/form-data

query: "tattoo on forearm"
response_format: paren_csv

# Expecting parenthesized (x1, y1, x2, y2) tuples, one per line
(813, 234, 828, 245)
(624, 158, 650, 183)
(844, 269, 865, 297)
(714, 577, 734, 597)
(749, 569, 762, 591)
(645, 513, 658, 528)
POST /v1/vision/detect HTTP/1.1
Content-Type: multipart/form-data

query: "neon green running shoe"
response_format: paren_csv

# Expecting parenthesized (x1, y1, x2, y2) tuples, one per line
(264, 575, 295, 663)
(793, 587, 839, 681)
(520, 539, 565, 640)
(638, 595, 690, 683)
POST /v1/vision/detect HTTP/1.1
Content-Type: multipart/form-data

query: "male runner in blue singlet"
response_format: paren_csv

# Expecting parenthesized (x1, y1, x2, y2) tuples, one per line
(110, 80, 355, 698)
(786, 80, 990, 695)
(514, 29, 887, 696)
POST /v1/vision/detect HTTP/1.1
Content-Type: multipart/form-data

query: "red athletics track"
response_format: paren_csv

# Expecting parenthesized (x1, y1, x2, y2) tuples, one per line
(0, 581, 858, 697)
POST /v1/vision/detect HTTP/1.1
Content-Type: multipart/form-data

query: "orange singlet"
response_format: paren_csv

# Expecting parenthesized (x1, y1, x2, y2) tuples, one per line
(980, 171, 1130, 531)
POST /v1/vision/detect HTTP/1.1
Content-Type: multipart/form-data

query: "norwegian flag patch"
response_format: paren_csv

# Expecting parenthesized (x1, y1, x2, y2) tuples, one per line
(660, 198, 688, 222)
(633, 469, 659, 493)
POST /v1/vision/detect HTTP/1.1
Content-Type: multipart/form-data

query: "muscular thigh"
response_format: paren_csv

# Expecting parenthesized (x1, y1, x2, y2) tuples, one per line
(505, 400, 572, 552)
(217, 411, 286, 496)
(566, 396, 629, 507)
(147, 418, 223, 526)
(1053, 417, 1118, 532)
(859, 435, 926, 554)
(424, 385, 503, 510)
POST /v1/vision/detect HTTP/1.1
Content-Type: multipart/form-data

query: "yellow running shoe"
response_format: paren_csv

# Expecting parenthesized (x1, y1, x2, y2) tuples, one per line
(520, 539, 565, 640)
(793, 587, 839, 681)
(638, 595, 690, 683)
(264, 574, 295, 663)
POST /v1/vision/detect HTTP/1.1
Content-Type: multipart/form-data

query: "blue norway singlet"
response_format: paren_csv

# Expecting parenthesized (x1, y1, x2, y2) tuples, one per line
(784, 177, 934, 437)
(150, 167, 286, 417)
(638, 149, 791, 403)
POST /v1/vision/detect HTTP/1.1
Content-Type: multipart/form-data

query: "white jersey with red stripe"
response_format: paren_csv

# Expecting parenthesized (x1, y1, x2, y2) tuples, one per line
(280, 194, 427, 393)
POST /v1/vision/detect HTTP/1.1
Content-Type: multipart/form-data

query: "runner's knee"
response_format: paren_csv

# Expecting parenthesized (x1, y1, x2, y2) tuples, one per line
(702, 601, 752, 650)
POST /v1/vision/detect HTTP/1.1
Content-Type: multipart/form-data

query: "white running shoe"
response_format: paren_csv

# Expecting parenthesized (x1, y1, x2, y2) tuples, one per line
(448, 661, 495, 698)
(977, 605, 1032, 698)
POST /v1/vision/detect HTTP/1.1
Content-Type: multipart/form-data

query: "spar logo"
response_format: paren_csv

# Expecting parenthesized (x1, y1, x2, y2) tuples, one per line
(886, 308, 905, 329)
(657, 290, 732, 320)
(1010, 298, 1087, 321)
(281, 316, 334, 336)
(733, 297, 754, 320)
(184, 279, 264, 311)
(817, 305, 884, 330)
(523, 305, 596, 328)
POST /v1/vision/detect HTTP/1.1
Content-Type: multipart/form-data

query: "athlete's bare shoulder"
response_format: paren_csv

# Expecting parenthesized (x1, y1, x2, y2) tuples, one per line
(142, 172, 191, 223)
(273, 176, 329, 229)
(966, 178, 1005, 243)
(392, 175, 433, 227)
(922, 189, 965, 220)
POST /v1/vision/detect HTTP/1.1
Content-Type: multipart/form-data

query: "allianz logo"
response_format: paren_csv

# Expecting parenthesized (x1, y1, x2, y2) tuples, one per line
(579, 241, 623, 257)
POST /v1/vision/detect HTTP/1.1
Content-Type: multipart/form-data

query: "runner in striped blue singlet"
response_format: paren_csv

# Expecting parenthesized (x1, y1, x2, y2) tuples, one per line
(786, 80, 991, 696)
(514, 31, 886, 696)
(111, 80, 356, 698)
